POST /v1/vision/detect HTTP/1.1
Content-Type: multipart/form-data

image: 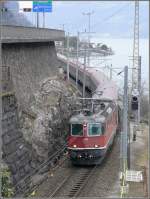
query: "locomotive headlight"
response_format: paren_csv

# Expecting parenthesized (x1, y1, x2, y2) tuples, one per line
(73, 144, 77, 148)
(94, 144, 98, 148)
(77, 154, 82, 158)
(83, 123, 87, 127)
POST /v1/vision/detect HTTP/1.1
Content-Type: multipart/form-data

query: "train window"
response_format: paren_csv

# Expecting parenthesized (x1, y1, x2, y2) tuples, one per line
(88, 123, 101, 136)
(71, 124, 83, 136)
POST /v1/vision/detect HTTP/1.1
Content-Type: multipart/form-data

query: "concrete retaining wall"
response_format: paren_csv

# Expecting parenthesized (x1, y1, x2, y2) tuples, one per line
(1, 40, 61, 194)
(1, 70, 32, 193)
(2, 41, 59, 107)
(1, 25, 64, 43)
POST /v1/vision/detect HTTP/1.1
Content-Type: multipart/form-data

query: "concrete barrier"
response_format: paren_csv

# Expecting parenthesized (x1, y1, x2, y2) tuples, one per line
(1, 25, 65, 43)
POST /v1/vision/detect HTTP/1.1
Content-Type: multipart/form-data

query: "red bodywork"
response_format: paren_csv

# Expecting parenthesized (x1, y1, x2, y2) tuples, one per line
(68, 135, 106, 148)
(68, 109, 118, 150)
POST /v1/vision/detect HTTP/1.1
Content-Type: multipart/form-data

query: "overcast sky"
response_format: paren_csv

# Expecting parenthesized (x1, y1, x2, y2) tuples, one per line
(18, 1, 149, 38)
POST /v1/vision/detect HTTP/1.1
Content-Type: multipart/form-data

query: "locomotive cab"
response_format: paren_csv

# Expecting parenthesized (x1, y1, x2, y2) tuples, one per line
(67, 102, 118, 165)
(67, 114, 108, 165)
(70, 122, 105, 137)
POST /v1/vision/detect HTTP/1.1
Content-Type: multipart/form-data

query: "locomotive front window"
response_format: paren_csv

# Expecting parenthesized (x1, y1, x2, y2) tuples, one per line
(71, 124, 83, 136)
(88, 123, 101, 136)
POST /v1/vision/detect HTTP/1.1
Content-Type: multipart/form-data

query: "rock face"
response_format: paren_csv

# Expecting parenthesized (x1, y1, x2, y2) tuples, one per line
(21, 76, 78, 164)
(2, 68, 79, 195)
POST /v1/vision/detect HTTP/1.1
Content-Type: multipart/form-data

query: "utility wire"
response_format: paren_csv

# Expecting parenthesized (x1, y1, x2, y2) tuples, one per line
(91, 3, 130, 30)
(58, 3, 130, 34)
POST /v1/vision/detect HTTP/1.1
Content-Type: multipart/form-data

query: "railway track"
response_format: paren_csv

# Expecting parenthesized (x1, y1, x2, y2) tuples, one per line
(67, 166, 97, 198)
(35, 135, 120, 198)
(14, 146, 68, 196)
(50, 165, 97, 198)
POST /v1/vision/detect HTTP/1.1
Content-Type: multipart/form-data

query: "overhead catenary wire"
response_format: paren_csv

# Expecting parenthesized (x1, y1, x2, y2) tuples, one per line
(71, 3, 131, 85)
(88, 3, 131, 30)
(61, 3, 131, 79)
(54, 3, 130, 35)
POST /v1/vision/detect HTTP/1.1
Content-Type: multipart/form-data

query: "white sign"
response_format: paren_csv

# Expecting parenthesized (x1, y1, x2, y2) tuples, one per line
(132, 89, 139, 97)
(19, 1, 32, 12)
(126, 170, 143, 182)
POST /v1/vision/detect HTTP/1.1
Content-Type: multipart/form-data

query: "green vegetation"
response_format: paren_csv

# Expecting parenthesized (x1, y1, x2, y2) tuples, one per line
(1, 168, 14, 197)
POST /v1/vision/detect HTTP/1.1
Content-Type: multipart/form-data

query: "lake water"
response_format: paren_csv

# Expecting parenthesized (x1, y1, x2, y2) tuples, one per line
(90, 38, 149, 90)
(75, 38, 149, 91)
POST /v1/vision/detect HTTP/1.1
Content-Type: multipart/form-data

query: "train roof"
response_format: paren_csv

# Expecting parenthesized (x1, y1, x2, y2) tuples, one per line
(70, 112, 105, 124)
(87, 68, 118, 101)
(69, 101, 116, 124)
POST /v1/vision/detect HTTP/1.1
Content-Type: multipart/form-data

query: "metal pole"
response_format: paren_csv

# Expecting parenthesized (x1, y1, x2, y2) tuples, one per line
(62, 24, 65, 30)
(132, 1, 139, 125)
(37, 12, 39, 28)
(127, 93, 130, 169)
(83, 45, 87, 98)
(120, 66, 128, 197)
(43, 12, 45, 28)
(36, 0, 39, 28)
(138, 56, 141, 123)
(67, 32, 70, 81)
(127, 122, 130, 169)
(123, 65, 128, 172)
(88, 13, 90, 67)
(61, 24, 65, 55)
(110, 64, 113, 80)
(76, 32, 79, 87)
(82, 11, 94, 67)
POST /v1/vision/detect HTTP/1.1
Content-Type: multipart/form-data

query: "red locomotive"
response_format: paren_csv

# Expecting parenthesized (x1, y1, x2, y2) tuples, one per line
(67, 99, 119, 165)
(58, 55, 120, 165)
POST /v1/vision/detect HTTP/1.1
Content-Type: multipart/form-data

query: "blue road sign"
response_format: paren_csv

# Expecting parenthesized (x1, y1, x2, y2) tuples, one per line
(33, 1, 52, 12)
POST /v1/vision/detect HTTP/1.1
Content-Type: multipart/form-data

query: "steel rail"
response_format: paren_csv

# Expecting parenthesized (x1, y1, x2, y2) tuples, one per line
(49, 173, 73, 198)
(14, 145, 67, 196)
(68, 165, 97, 197)
(50, 165, 97, 198)
(26, 155, 69, 197)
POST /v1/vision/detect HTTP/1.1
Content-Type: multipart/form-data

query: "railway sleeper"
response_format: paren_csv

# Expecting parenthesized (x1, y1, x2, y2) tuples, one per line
(71, 188, 80, 190)
(69, 190, 78, 193)
(73, 185, 81, 188)
(78, 180, 85, 183)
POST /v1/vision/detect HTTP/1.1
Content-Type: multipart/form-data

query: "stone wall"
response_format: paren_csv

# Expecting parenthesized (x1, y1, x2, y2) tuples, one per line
(1, 41, 79, 195)
(2, 41, 59, 107)
(1, 66, 32, 194)
(1, 41, 59, 194)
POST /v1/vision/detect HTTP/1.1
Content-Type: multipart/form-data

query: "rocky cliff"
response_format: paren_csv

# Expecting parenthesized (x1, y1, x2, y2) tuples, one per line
(2, 38, 80, 195)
